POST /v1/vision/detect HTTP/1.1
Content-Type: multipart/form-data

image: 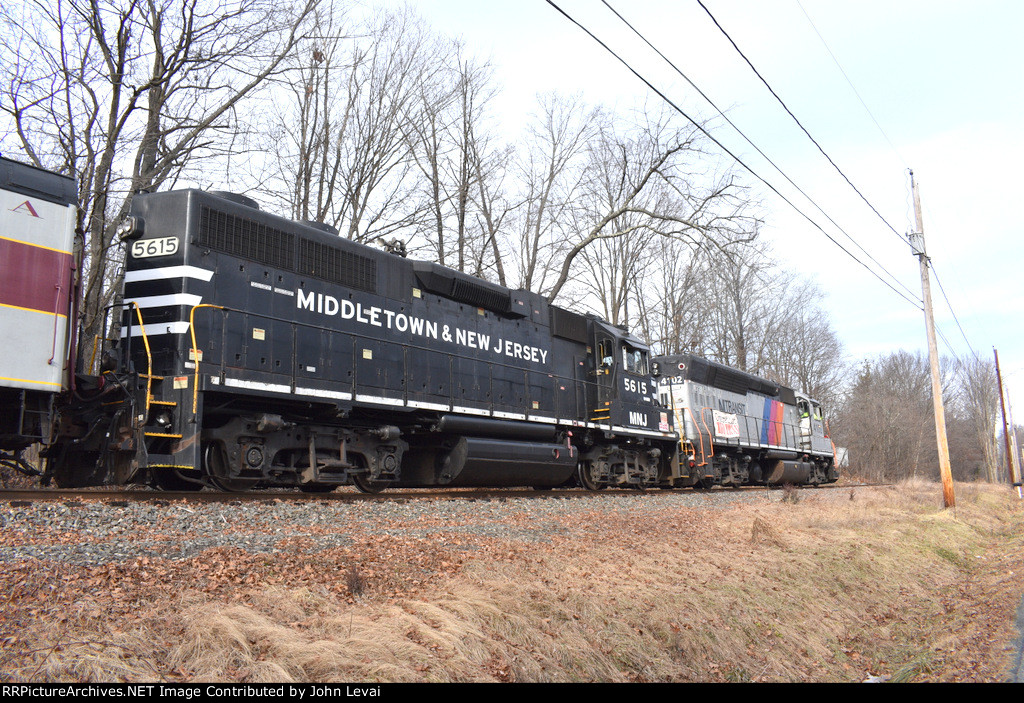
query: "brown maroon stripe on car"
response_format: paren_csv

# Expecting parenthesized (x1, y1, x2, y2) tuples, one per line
(0, 237, 74, 316)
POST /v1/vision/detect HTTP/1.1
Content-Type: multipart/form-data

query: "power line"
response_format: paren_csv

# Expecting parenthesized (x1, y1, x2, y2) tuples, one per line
(931, 265, 981, 362)
(697, 0, 912, 249)
(934, 326, 963, 369)
(689, 1, 983, 359)
(797, 9, 985, 363)
(599, 0, 921, 306)
(795, 0, 909, 171)
(544, 0, 923, 310)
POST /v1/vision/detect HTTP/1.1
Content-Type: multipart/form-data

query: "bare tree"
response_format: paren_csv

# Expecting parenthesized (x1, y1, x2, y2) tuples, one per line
(262, 6, 448, 246)
(576, 224, 655, 327)
(1, 0, 318, 347)
(403, 44, 500, 273)
(761, 295, 846, 417)
(957, 356, 1000, 482)
(831, 351, 971, 482)
(692, 238, 798, 373)
(264, 7, 512, 279)
(834, 352, 935, 482)
(545, 105, 756, 305)
(266, 4, 355, 225)
(632, 238, 712, 355)
(500, 93, 599, 295)
(469, 136, 515, 286)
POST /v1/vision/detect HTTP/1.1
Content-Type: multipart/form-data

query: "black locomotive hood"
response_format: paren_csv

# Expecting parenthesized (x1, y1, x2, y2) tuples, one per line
(655, 352, 796, 403)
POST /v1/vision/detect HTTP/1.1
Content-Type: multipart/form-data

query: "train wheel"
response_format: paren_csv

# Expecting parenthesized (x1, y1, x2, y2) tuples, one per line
(204, 442, 259, 492)
(49, 450, 100, 488)
(351, 473, 386, 494)
(348, 455, 386, 494)
(577, 461, 606, 491)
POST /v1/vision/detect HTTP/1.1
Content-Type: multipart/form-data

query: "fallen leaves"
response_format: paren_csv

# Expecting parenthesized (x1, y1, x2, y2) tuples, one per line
(0, 487, 1019, 683)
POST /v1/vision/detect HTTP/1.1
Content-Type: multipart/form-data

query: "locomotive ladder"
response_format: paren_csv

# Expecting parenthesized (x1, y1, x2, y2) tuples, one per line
(130, 303, 182, 441)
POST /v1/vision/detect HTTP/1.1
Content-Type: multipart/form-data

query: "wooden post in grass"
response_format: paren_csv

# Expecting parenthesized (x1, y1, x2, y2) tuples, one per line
(994, 348, 1022, 496)
(908, 170, 955, 508)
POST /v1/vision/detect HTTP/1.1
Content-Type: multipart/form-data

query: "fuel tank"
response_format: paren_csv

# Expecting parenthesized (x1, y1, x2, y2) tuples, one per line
(438, 436, 577, 487)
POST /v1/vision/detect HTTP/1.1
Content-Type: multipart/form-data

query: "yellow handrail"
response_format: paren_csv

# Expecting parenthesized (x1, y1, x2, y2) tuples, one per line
(189, 304, 225, 416)
(89, 334, 100, 375)
(131, 302, 154, 416)
(698, 406, 715, 462)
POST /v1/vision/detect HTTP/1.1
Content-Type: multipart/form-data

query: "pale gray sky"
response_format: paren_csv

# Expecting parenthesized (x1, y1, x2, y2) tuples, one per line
(400, 0, 1024, 396)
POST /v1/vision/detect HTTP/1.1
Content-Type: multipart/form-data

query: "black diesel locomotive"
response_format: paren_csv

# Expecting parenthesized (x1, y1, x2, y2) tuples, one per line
(0, 157, 836, 492)
(48, 187, 680, 491)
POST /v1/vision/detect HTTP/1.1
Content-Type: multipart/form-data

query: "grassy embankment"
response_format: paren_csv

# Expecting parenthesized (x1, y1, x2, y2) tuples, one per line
(10, 480, 1024, 682)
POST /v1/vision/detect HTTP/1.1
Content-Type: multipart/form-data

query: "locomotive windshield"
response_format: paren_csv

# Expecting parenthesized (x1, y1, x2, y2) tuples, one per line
(623, 345, 649, 375)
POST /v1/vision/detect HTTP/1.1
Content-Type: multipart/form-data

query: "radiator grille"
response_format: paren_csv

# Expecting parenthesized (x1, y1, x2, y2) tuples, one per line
(298, 238, 377, 293)
(450, 278, 509, 312)
(550, 306, 588, 343)
(198, 205, 376, 293)
(199, 206, 295, 270)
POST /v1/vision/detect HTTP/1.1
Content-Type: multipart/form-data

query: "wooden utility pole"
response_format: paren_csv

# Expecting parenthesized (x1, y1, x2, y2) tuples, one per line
(995, 348, 1023, 498)
(908, 170, 955, 508)
(1009, 402, 1022, 494)
(994, 349, 1016, 482)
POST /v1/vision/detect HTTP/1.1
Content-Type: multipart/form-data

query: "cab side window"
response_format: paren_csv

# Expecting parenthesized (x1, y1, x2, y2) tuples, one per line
(622, 345, 649, 375)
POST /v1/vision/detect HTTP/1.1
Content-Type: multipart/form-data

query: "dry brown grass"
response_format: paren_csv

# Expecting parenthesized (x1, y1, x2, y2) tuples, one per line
(3, 481, 1022, 682)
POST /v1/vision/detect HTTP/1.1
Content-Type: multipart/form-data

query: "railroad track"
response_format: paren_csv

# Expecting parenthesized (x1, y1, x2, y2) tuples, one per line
(0, 486, 543, 504)
(0, 481, 876, 505)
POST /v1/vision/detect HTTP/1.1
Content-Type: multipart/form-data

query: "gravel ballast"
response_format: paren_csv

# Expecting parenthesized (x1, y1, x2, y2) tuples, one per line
(0, 489, 808, 567)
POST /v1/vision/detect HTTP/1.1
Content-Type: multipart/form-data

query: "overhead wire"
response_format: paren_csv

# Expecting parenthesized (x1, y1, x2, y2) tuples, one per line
(795, 0, 909, 171)
(908, 173, 980, 360)
(608, 0, 981, 362)
(794, 2, 984, 363)
(908, 169, 981, 361)
(599, 0, 921, 306)
(619, 0, 979, 363)
(544, 0, 924, 310)
(931, 266, 982, 363)
(927, 263, 978, 362)
(696, 0, 913, 250)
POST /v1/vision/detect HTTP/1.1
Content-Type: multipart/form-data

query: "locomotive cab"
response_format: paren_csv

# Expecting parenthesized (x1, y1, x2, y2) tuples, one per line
(590, 322, 659, 427)
(796, 394, 832, 457)
(575, 321, 675, 490)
